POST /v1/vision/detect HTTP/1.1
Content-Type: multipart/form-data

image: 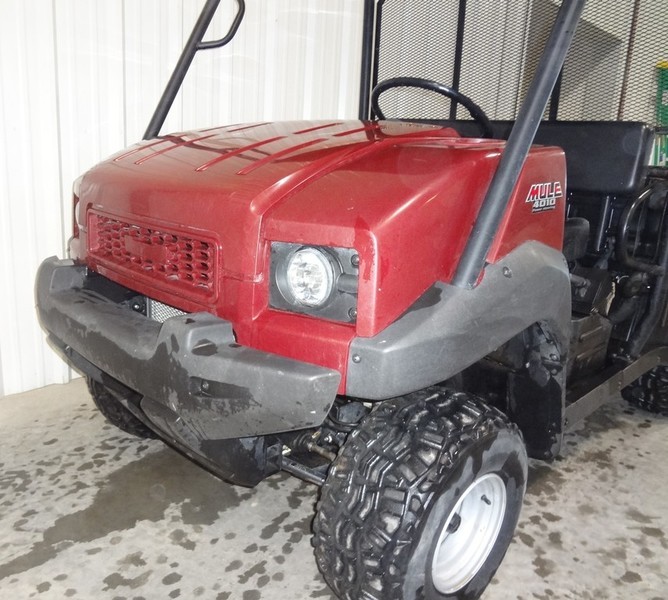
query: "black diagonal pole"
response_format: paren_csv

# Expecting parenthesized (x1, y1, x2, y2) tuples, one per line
(453, 0, 586, 289)
(449, 0, 467, 120)
(144, 0, 245, 140)
(358, 0, 377, 119)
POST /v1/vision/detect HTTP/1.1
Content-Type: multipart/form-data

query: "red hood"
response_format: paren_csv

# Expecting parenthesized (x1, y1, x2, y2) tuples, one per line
(80, 121, 469, 278)
(77, 120, 564, 338)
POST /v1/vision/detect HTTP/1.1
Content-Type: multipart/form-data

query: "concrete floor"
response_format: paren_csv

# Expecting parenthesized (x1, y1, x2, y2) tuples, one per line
(1, 378, 666, 600)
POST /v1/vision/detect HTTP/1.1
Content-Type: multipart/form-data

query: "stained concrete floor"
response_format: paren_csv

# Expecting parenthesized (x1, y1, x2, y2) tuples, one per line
(1, 378, 667, 600)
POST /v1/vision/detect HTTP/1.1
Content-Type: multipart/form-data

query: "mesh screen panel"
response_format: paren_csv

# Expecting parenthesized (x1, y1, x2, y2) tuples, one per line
(372, 0, 668, 126)
(147, 298, 187, 323)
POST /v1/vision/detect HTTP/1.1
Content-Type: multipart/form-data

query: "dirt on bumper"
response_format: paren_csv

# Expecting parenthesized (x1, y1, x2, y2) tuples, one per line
(35, 257, 341, 441)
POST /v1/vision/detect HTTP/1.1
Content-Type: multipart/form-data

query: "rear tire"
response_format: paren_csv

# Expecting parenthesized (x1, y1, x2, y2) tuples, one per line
(87, 378, 156, 439)
(313, 387, 527, 600)
(621, 366, 668, 415)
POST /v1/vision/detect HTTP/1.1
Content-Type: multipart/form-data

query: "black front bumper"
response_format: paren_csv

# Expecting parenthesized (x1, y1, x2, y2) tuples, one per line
(36, 258, 341, 483)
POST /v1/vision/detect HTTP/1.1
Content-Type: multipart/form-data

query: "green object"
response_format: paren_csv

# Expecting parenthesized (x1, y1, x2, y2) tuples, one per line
(657, 61, 668, 127)
(654, 132, 667, 167)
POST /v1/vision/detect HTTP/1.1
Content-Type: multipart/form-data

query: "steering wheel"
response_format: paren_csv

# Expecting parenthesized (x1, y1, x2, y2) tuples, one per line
(371, 77, 494, 139)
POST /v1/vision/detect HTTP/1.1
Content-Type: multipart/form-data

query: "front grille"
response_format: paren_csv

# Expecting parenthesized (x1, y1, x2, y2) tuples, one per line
(88, 212, 216, 299)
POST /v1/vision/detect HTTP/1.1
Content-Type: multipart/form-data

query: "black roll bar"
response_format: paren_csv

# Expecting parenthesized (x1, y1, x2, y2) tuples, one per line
(358, 0, 377, 120)
(143, 0, 246, 140)
(449, 0, 467, 121)
(452, 0, 586, 289)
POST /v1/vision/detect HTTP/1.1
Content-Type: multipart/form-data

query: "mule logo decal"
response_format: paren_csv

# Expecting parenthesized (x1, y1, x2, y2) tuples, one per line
(526, 181, 563, 213)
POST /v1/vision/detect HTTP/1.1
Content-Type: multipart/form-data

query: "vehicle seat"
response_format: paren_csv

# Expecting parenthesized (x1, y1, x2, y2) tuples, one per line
(425, 119, 654, 196)
(531, 121, 654, 196)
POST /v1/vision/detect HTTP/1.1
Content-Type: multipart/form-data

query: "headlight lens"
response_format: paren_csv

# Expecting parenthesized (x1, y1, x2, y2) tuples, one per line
(270, 242, 358, 322)
(285, 247, 335, 306)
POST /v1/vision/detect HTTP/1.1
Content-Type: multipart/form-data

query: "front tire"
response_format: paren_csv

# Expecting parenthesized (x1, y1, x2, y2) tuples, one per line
(313, 387, 527, 600)
(621, 366, 668, 415)
(87, 378, 156, 439)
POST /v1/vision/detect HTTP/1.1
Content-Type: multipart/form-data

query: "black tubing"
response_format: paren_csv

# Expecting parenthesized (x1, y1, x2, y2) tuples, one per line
(452, 0, 585, 289)
(627, 191, 668, 357)
(144, 0, 245, 139)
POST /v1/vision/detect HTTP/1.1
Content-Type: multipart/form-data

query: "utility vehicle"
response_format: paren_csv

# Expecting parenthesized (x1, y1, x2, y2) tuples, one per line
(36, 0, 668, 598)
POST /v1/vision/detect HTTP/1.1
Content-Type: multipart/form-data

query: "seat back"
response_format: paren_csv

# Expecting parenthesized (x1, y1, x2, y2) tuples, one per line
(427, 120, 654, 196)
(532, 121, 654, 196)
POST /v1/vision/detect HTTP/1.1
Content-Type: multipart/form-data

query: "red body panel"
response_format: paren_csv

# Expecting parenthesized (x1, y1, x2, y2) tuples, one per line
(73, 120, 567, 392)
(487, 151, 566, 263)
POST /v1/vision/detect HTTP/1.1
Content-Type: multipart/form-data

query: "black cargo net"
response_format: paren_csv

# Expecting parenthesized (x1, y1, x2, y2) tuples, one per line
(369, 0, 668, 130)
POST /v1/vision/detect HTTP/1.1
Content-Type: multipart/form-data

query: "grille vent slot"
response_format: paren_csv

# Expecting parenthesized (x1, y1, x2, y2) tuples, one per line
(88, 212, 217, 300)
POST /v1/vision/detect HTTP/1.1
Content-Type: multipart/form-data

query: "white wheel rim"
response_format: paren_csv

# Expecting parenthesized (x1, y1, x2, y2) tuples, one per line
(430, 473, 507, 594)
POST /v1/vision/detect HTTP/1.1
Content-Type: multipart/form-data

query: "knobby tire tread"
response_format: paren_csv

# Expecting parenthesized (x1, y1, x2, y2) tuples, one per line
(87, 378, 156, 439)
(622, 366, 668, 415)
(313, 387, 517, 600)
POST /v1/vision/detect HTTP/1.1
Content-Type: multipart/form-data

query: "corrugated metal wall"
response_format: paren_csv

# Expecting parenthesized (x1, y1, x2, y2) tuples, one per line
(0, 0, 363, 396)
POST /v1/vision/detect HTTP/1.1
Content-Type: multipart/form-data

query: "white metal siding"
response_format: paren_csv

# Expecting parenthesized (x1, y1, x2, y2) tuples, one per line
(0, 0, 363, 396)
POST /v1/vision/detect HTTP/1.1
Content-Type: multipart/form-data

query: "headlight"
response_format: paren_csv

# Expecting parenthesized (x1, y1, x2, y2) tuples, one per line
(270, 242, 359, 322)
(285, 247, 335, 307)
